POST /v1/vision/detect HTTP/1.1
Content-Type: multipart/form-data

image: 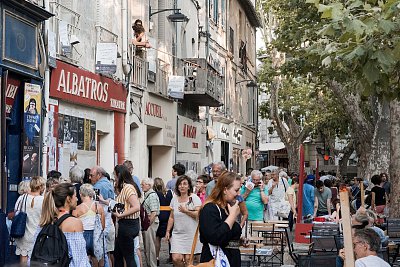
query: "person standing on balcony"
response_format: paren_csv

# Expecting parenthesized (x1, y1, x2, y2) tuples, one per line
(132, 19, 151, 49)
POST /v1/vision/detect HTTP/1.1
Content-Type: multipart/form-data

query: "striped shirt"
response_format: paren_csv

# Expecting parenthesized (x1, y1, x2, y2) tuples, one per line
(116, 184, 140, 219)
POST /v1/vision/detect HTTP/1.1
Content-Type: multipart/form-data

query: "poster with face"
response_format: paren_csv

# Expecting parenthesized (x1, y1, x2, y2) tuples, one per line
(90, 120, 96, 151)
(71, 116, 78, 144)
(22, 83, 41, 178)
(63, 115, 71, 144)
(23, 83, 41, 146)
(77, 117, 84, 150)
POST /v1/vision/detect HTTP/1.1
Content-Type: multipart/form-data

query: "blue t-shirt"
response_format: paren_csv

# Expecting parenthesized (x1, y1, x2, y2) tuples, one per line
(302, 183, 315, 216)
(94, 177, 115, 200)
(240, 185, 269, 221)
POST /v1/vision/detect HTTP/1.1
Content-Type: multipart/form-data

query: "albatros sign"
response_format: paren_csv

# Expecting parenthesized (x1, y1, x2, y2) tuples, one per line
(50, 60, 127, 113)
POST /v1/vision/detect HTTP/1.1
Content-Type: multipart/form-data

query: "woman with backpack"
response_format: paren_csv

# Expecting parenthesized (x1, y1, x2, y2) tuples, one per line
(30, 183, 90, 267)
(14, 176, 46, 264)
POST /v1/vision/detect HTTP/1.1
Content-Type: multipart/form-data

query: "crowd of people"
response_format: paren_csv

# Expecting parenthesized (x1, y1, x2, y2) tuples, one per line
(6, 162, 393, 267)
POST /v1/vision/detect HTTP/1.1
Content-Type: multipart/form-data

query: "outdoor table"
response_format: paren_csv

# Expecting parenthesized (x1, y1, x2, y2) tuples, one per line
(251, 222, 289, 265)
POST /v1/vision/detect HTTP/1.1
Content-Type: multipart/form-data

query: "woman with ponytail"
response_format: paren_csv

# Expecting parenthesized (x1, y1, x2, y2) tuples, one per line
(35, 183, 90, 267)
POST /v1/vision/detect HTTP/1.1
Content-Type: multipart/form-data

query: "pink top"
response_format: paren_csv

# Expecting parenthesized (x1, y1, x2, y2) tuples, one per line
(197, 191, 206, 203)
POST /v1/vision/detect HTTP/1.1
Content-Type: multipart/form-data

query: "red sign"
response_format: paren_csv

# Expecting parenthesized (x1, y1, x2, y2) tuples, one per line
(183, 124, 197, 139)
(145, 102, 162, 118)
(50, 60, 127, 113)
(5, 75, 21, 116)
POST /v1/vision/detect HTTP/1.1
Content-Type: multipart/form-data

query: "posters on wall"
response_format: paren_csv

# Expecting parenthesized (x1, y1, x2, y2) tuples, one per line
(78, 118, 84, 150)
(22, 83, 41, 178)
(90, 120, 96, 151)
(55, 113, 96, 152)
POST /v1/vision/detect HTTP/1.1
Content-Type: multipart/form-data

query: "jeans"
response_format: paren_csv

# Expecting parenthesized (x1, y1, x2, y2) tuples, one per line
(114, 218, 140, 267)
(288, 211, 295, 231)
(83, 230, 94, 256)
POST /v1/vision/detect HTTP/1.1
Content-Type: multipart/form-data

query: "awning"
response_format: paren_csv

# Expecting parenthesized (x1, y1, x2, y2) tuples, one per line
(259, 142, 285, 151)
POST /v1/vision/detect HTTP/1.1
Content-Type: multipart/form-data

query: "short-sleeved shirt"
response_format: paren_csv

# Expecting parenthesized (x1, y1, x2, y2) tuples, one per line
(240, 185, 268, 221)
(355, 255, 390, 267)
(143, 189, 160, 217)
(371, 186, 386, 206)
(314, 186, 332, 213)
(285, 187, 297, 208)
(302, 183, 315, 216)
(206, 179, 216, 197)
(166, 177, 178, 191)
(116, 184, 139, 219)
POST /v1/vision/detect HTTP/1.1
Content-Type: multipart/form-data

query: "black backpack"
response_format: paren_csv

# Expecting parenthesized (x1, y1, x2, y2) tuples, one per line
(30, 214, 72, 267)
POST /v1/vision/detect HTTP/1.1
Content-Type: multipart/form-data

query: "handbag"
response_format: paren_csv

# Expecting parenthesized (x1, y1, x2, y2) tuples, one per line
(93, 202, 105, 261)
(275, 179, 291, 219)
(187, 225, 215, 267)
(10, 194, 28, 238)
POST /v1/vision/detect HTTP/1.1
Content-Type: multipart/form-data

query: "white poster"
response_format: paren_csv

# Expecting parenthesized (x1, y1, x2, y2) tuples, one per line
(58, 147, 64, 173)
(59, 20, 71, 56)
(167, 76, 185, 99)
(48, 137, 57, 171)
(95, 43, 117, 74)
(48, 30, 57, 67)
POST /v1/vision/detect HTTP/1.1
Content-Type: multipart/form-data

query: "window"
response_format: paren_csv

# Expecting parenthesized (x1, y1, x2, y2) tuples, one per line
(221, 0, 225, 27)
(214, 0, 219, 24)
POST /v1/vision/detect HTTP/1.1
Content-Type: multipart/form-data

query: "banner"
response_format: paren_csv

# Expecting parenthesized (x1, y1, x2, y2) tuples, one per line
(22, 83, 41, 178)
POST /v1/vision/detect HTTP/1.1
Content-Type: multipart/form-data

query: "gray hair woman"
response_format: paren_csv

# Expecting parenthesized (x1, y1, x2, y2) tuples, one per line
(73, 183, 105, 266)
(141, 178, 160, 267)
(70, 165, 84, 204)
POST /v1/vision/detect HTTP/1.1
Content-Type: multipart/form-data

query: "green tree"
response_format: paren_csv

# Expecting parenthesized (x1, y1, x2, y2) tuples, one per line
(307, 0, 400, 215)
(257, 0, 394, 181)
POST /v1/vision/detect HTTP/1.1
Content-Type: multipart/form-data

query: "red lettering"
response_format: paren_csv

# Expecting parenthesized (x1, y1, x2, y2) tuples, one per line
(183, 124, 197, 139)
(192, 142, 198, 148)
(145, 102, 162, 118)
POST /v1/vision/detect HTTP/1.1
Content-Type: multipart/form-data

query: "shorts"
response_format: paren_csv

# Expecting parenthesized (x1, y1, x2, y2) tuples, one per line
(106, 223, 115, 252)
(83, 230, 94, 256)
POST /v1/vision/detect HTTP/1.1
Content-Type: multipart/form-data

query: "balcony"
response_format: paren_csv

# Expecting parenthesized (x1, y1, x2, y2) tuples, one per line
(179, 58, 223, 107)
(130, 45, 148, 90)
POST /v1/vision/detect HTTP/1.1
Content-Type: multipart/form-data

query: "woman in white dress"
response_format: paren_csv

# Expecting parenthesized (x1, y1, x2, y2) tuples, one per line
(165, 175, 202, 267)
(14, 176, 46, 264)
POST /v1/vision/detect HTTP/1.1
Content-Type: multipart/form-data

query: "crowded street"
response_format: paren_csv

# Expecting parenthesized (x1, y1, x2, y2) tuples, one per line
(1, 0, 400, 267)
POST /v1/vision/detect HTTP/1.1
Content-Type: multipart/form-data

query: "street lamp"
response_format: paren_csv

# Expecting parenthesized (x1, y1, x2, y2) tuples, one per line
(235, 79, 257, 87)
(149, 6, 188, 22)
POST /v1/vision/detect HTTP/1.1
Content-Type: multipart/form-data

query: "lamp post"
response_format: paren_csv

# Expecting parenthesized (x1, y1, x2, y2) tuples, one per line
(149, 6, 188, 22)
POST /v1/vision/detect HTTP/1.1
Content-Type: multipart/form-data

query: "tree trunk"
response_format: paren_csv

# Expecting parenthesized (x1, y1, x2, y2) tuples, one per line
(286, 142, 300, 174)
(389, 100, 400, 218)
(338, 140, 355, 177)
(363, 99, 391, 179)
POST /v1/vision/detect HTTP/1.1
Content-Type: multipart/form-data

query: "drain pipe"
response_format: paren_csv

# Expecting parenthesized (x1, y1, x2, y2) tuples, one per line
(42, 0, 51, 175)
(122, 0, 130, 161)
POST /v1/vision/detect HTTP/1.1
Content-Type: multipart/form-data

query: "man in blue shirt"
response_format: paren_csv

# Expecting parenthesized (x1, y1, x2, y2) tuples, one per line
(302, 174, 315, 217)
(166, 163, 186, 192)
(91, 166, 115, 267)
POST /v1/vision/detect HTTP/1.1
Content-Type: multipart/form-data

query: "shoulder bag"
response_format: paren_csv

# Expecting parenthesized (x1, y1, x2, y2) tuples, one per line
(93, 202, 105, 261)
(10, 194, 28, 238)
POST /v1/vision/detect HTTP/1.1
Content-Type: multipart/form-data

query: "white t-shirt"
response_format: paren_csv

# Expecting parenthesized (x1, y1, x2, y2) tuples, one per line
(355, 255, 390, 267)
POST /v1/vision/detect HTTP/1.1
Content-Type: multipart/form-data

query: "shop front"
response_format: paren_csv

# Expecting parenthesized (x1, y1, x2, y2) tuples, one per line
(212, 121, 232, 171)
(176, 115, 203, 174)
(232, 124, 245, 174)
(0, 1, 53, 264)
(143, 93, 176, 182)
(49, 60, 127, 177)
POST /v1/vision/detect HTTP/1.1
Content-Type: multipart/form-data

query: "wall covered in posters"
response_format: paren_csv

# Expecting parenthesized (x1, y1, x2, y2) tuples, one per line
(47, 98, 97, 174)
(22, 83, 41, 178)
